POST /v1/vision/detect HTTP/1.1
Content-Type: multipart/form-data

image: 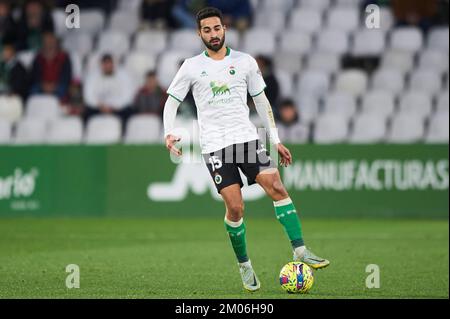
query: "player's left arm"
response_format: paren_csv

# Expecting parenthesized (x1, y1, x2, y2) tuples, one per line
(253, 92, 292, 167)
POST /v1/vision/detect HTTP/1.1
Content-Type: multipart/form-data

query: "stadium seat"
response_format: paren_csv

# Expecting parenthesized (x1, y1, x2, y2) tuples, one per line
(425, 111, 449, 143)
(260, 0, 295, 12)
(352, 29, 386, 56)
(134, 30, 168, 55)
(225, 29, 240, 50)
(79, 9, 105, 35)
(280, 31, 312, 54)
(242, 28, 276, 56)
(387, 113, 425, 143)
(52, 9, 68, 36)
(157, 50, 194, 89)
(437, 91, 449, 112)
(428, 27, 449, 52)
(108, 11, 140, 35)
(15, 118, 47, 144)
(295, 95, 320, 124)
(62, 32, 94, 58)
(316, 29, 349, 55)
(124, 114, 162, 144)
(274, 70, 295, 98)
(97, 31, 130, 57)
(418, 50, 449, 74)
(0, 95, 23, 123)
(289, 9, 323, 34)
(390, 27, 424, 53)
(170, 29, 204, 53)
(314, 114, 349, 143)
(335, 0, 363, 7)
(349, 113, 387, 144)
(409, 70, 442, 95)
(372, 69, 405, 95)
(0, 118, 12, 144)
(255, 10, 286, 31)
(17, 51, 35, 70)
(25, 95, 62, 121)
(399, 91, 433, 119)
(381, 50, 415, 74)
(378, 7, 395, 33)
(361, 90, 396, 118)
(117, 0, 143, 13)
(335, 69, 368, 97)
(307, 52, 340, 74)
(300, 0, 331, 12)
(323, 91, 357, 119)
(85, 115, 122, 144)
(326, 7, 360, 32)
(47, 117, 83, 144)
(124, 52, 157, 87)
(274, 52, 303, 75)
(297, 70, 331, 98)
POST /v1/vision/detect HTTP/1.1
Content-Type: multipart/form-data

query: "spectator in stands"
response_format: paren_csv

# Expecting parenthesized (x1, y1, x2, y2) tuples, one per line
(29, 32, 72, 100)
(61, 82, 84, 116)
(141, 0, 176, 29)
(207, 0, 252, 31)
(133, 70, 167, 118)
(83, 54, 135, 126)
(0, 0, 17, 51)
(391, 0, 439, 31)
(16, 0, 54, 51)
(0, 43, 28, 101)
(276, 99, 309, 143)
(172, 0, 207, 29)
(255, 55, 280, 116)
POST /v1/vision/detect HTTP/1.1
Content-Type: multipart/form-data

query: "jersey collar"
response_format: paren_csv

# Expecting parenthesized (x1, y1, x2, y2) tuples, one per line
(204, 47, 231, 58)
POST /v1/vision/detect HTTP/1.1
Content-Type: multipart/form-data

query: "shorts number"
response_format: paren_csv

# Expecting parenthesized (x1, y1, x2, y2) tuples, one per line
(209, 156, 223, 172)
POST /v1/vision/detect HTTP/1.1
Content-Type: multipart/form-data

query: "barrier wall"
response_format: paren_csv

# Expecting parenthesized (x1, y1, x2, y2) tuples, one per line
(0, 145, 448, 218)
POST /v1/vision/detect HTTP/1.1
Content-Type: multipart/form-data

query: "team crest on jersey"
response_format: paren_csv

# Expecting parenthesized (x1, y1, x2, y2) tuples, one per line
(214, 174, 223, 185)
(229, 66, 236, 75)
(200, 71, 208, 77)
(210, 81, 231, 97)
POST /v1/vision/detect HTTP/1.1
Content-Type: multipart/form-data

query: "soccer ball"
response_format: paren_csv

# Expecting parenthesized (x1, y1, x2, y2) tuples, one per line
(279, 262, 314, 294)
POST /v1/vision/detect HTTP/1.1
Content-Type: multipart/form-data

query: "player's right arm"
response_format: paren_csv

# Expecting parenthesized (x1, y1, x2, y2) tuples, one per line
(163, 60, 191, 157)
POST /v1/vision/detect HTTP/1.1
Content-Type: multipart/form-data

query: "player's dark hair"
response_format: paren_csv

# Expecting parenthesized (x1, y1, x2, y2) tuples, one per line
(196, 7, 224, 29)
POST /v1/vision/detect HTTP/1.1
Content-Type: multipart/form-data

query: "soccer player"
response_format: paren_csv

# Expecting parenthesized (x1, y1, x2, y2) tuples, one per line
(163, 7, 329, 292)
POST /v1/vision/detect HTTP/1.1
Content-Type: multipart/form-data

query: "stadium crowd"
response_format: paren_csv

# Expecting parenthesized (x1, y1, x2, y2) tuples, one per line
(0, 0, 448, 144)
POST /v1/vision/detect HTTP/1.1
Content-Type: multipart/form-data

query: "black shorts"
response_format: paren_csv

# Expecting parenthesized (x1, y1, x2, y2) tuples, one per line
(203, 140, 277, 193)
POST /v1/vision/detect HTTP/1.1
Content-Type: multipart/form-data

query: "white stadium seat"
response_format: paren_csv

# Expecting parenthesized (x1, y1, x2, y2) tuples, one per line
(314, 114, 349, 144)
(295, 95, 320, 124)
(289, 9, 323, 34)
(297, 70, 331, 98)
(0, 118, 12, 144)
(352, 29, 386, 56)
(80, 9, 105, 35)
(425, 111, 449, 143)
(225, 29, 240, 50)
(409, 70, 443, 95)
(335, 69, 368, 96)
(378, 7, 395, 33)
(242, 28, 276, 56)
(97, 31, 130, 57)
(418, 50, 449, 74)
(157, 50, 193, 89)
(261, 0, 295, 12)
(361, 90, 396, 118)
(428, 27, 449, 52)
(108, 11, 140, 35)
(0, 95, 23, 123)
(134, 30, 168, 55)
(316, 29, 349, 55)
(280, 32, 312, 54)
(255, 10, 286, 31)
(437, 91, 449, 112)
(62, 32, 94, 58)
(52, 9, 68, 36)
(124, 52, 157, 87)
(15, 118, 47, 144)
(387, 113, 425, 143)
(85, 115, 122, 144)
(326, 7, 360, 32)
(307, 52, 340, 74)
(274, 52, 303, 75)
(390, 27, 424, 53)
(335, 0, 363, 7)
(323, 91, 357, 119)
(381, 50, 415, 74)
(399, 91, 433, 119)
(25, 95, 61, 121)
(275, 70, 295, 98)
(350, 113, 387, 144)
(372, 69, 405, 95)
(300, 0, 331, 12)
(170, 29, 203, 53)
(125, 114, 162, 144)
(47, 117, 83, 144)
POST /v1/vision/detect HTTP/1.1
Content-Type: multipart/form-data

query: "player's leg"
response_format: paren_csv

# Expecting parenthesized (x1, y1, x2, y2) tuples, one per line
(255, 170, 330, 269)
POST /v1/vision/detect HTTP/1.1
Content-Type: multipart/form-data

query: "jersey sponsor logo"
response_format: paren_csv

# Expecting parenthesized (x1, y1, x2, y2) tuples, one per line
(210, 81, 231, 97)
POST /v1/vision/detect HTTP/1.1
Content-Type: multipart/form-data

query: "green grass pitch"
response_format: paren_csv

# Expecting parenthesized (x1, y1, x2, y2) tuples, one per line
(0, 217, 448, 299)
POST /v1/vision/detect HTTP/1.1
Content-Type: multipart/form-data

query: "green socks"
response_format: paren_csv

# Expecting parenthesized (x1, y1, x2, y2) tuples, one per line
(224, 218, 249, 263)
(274, 198, 305, 249)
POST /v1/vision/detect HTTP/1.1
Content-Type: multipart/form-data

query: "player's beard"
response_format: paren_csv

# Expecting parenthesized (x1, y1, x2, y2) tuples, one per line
(203, 34, 226, 52)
